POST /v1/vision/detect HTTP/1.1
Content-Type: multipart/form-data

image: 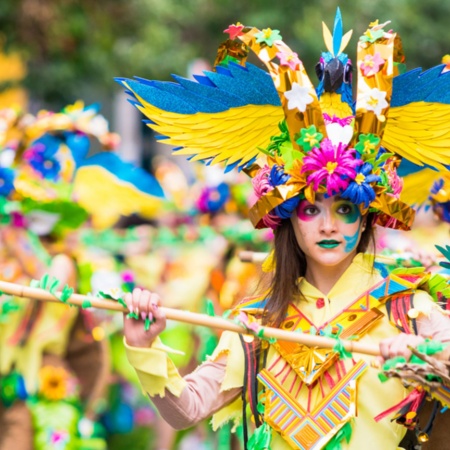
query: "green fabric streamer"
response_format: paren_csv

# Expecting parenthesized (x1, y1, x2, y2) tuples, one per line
(410, 339, 446, 364)
(127, 312, 139, 320)
(81, 299, 92, 309)
(379, 356, 407, 382)
(0, 298, 21, 322)
(144, 317, 152, 331)
(59, 285, 74, 303)
(248, 422, 272, 450)
(206, 299, 215, 317)
(321, 325, 353, 360)
(324, 421, 353, 450)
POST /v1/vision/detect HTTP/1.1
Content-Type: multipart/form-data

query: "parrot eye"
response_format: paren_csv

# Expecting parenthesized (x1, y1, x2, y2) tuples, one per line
(343, 63, 353, 84)
(315, 61, 324, 80)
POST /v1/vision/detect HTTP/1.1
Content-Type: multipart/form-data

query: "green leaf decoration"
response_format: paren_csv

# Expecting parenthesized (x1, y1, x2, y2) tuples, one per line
(324, 421, 353, 450)
(59, 285, 74, 303)
(436, 245, 450, 270)
(248, 422, 272, 450)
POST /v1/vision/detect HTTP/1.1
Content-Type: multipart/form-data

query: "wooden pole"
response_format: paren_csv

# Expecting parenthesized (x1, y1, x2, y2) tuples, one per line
(0, 280, 381, 356)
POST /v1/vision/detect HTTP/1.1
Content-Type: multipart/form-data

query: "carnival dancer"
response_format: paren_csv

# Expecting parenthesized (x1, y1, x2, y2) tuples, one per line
(0, 104, 115, 450)
(119, 10, 450, 450)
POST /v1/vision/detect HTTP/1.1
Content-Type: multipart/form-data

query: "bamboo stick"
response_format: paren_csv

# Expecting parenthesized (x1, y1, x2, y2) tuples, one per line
(0, 279, 381, 357)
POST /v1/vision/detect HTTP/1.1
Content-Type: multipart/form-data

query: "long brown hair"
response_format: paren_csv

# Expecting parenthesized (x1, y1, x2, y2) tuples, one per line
(262, 213, 376, 326)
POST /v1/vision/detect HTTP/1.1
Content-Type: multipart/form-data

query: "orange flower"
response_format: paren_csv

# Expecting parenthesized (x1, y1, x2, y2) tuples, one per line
(39, 366, 69, 401)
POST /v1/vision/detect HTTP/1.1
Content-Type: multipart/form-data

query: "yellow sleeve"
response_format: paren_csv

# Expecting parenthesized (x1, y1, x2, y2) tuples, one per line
(208, 331, 246, 431)
(124, 337, 187, 397)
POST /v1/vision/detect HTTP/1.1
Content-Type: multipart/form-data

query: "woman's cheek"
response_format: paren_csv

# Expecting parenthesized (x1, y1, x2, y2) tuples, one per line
(343, 222, 363, 252)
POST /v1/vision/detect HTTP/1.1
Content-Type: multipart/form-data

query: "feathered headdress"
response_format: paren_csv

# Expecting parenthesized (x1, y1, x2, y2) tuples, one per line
(117, 8, 450, 231)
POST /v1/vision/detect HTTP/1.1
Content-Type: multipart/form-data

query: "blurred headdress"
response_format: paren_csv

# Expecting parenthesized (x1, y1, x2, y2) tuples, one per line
(117, 9, 450, 231)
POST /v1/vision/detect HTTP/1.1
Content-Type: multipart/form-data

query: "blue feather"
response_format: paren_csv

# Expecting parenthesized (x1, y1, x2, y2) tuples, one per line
(117, 62, 281, 116)
(333, 7, 343, 57)
(392, 65, 450, 107)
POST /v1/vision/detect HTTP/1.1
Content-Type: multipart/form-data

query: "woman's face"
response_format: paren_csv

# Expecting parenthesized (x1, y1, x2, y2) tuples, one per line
(291, 195, 366, 268)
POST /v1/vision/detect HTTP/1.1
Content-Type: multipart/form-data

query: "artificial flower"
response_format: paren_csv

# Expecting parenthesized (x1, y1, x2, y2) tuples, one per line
(341, 163, 381, 207)
(224, 23, 245, 40)
(255, 28, 282, 47)
(252, 165, 275, 200)
(24, 143, 61, 180)
(360, 52, 385, 77)
(269, 165, 290, 186)
(301, 139, 362, 196)
(284, 82, 314, 112)
(0, 167, 15, 197)
(296, 125, 323, 151)
(39, 366, 69, 401)
(359, 27, 385, 43)
(355, 133, 380, 158)
(277, 50, 301, 70)
(385, 162, 403, 197)
(359, 88, 388, 117)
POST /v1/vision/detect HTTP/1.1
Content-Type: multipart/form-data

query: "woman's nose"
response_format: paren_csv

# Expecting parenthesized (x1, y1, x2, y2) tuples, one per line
(320, 212, 337, 233)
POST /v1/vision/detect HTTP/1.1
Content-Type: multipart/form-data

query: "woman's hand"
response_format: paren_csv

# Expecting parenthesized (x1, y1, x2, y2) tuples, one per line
(123, 288, 166, 348)
(378, 333, 425, 364)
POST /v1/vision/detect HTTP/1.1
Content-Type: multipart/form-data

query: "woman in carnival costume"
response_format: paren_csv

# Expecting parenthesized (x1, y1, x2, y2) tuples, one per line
(119, 10, 450, 450)
(0, 102, 119, 450)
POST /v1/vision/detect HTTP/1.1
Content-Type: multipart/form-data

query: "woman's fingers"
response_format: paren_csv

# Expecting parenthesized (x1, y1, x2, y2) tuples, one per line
(379, 333, 425, 362)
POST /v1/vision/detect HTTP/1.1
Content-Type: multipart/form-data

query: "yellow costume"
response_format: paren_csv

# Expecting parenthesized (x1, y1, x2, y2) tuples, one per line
(125, 254, 445, 449)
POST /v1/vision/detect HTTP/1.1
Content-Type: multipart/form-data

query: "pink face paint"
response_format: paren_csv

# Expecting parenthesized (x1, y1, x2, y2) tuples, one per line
(296, 200, 316, 222)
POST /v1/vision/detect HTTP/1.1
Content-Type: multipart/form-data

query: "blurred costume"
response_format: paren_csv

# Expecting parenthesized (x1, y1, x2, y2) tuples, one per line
(119, 9, 450, 450)
(0, 102, 124, 450)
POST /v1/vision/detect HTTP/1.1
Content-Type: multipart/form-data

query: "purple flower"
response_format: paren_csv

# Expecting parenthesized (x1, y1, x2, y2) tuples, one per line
(24, 143, 60, 180)
(301, 139, 362, 196)
(341, 163, 381, 208)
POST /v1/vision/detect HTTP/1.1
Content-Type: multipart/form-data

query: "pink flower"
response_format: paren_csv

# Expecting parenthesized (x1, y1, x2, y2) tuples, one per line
(301, 139, 362, 196)
(386, 163, 403, 197)
(276, 50, 301, 70)
(360, 52, 385, 77)
(251, 165, 281, 229)
(237, 311, 260, 333)
(224, 23, 244, 40)
(252, 165, 273, 199)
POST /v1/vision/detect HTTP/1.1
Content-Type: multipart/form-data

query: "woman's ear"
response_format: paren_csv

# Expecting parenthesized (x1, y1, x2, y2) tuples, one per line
(361, 216, 367, 232)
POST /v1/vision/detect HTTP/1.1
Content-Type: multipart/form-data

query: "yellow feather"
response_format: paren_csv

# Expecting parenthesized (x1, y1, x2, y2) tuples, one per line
(400, 168, 440, 206)
(130, 90, 283, 168)
(382, 102, 450, 171)
(322, 22, 334, 55)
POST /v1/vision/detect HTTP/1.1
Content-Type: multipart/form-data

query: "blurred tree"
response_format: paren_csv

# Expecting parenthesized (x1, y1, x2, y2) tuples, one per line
(0, 0, 449, 106)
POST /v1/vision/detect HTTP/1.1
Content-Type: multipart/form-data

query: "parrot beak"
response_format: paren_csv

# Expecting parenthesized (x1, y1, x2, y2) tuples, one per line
(324, 58, 344, 93)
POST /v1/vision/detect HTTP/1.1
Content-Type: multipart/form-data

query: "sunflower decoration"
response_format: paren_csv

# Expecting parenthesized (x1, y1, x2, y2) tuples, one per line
(38, 366, 78, 402)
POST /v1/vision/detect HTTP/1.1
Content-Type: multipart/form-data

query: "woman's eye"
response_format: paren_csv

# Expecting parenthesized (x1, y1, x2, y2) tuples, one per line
(304, 206, 318, 215)
(337, 204, 353, 214)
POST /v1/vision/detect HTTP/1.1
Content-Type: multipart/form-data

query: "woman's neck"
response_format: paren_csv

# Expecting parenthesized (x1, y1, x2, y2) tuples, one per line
(304, 252, 356, 296)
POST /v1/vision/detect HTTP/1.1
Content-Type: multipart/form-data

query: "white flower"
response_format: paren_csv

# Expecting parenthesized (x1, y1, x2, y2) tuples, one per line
(284, 82, 314, 112)
(359, 88, 388, 117)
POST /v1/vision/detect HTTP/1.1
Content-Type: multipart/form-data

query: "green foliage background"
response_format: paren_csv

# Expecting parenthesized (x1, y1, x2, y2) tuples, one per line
(1, 0, 449, 107)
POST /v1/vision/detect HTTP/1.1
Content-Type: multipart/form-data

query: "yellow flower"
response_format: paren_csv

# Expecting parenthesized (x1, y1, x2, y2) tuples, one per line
(39, 366, 69, 401)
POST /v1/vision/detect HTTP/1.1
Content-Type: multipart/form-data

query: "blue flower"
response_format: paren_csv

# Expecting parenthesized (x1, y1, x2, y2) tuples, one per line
(341, 163, 380, 208)
(30, 155, 61, 180)
(273, 195, 300, 219)
(0, 167, 15, 197)
(269, 164, 290, 187)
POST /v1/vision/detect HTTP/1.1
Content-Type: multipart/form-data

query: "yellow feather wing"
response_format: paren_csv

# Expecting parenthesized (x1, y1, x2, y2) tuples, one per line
(382, 102, 450, 170)
(134, 92, 284, 168)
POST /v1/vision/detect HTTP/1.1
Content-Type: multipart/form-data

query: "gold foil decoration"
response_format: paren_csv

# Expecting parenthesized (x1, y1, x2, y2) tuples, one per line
(371, 187, 415, 230)
(353, 24, 404, 144)
(238, 27, 327, 149)
(214, 39, 249, 68)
